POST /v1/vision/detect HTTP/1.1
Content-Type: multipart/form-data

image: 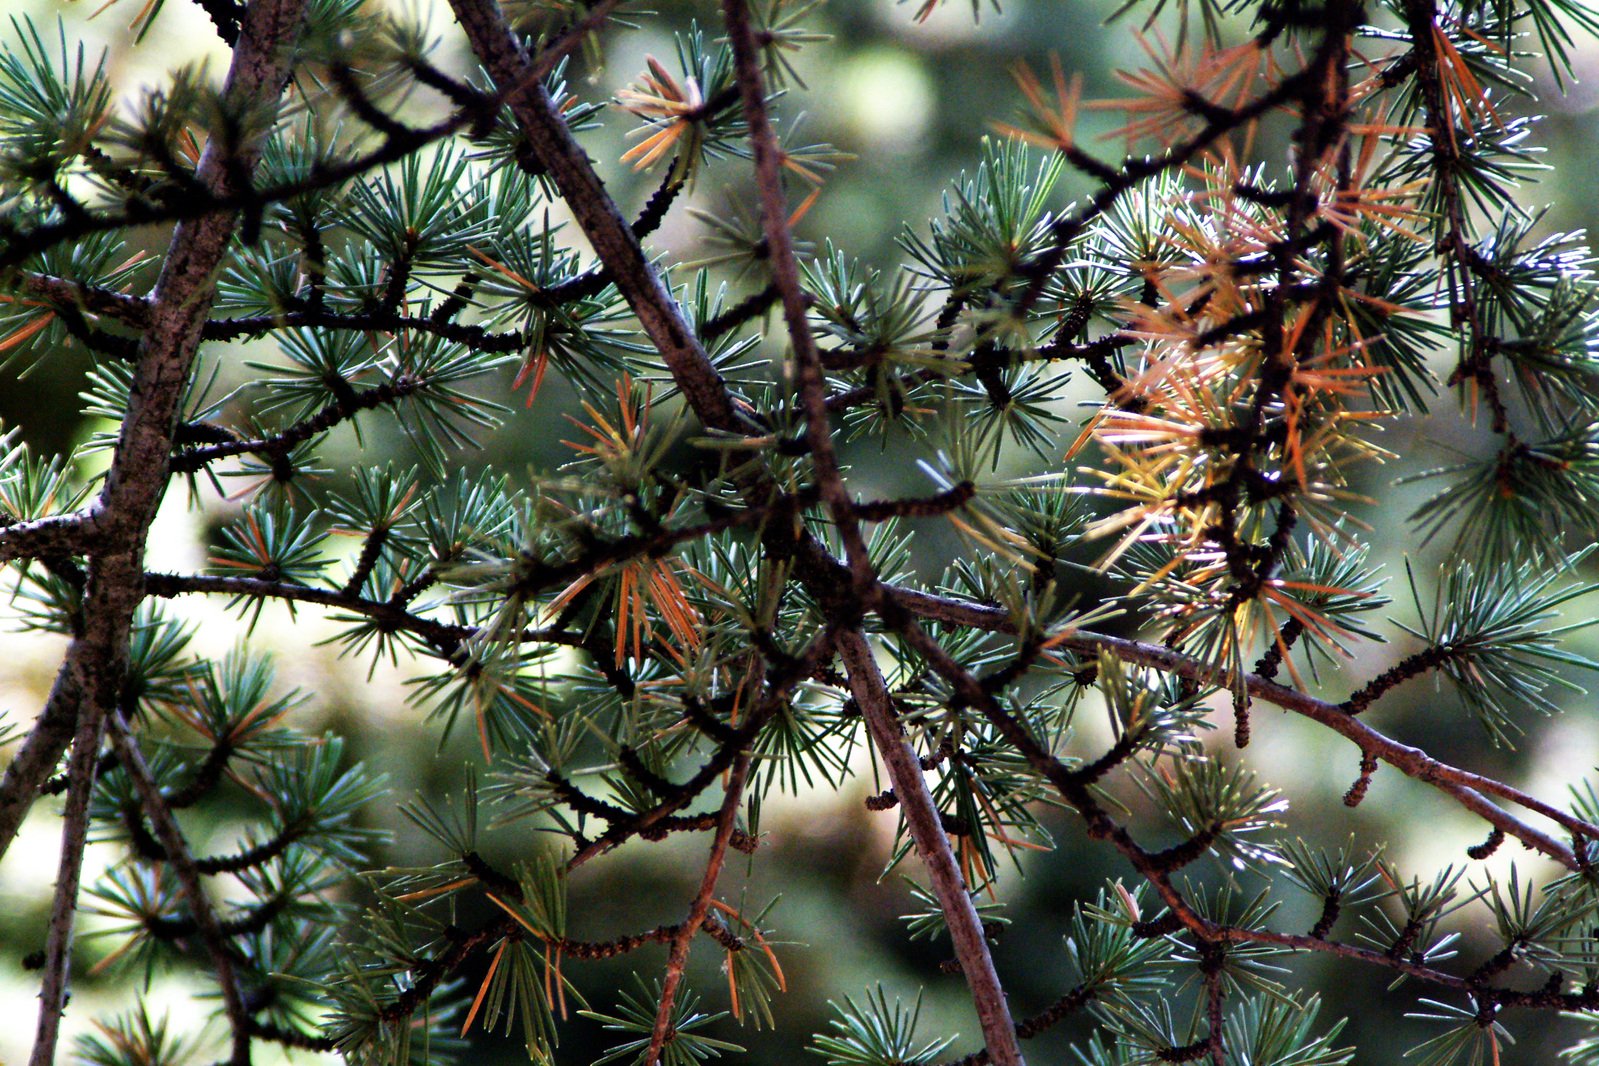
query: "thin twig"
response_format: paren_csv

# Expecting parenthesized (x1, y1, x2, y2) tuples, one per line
(0, 1, 622, 273)
(878, 582, 1598, 864)
(27, 694, 111, 1066)
(1402, 0, 1508, 433)
(646, 751, 751, 1066)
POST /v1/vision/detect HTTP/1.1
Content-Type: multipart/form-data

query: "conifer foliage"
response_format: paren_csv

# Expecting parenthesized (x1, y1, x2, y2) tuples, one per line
(7, 0, 1599, 1062)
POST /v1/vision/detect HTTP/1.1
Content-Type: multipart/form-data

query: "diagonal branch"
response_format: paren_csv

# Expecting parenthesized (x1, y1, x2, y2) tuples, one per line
(1047, 629, 1596, 863)
(26, 691, 113, 1066)
(712, 29, 1024, 1046)
(0, 0, 310, 864)
(720, 0, 875, 594)
(879, 583, 1598, 862)
(646, 751, 751, 1066)
(446, 0, 751, 435)
(838, 629, 1024, 1066)
(891, 610, 1599, 1034)
(105, 710, 253, 1066)
(0, 1, 623, 274)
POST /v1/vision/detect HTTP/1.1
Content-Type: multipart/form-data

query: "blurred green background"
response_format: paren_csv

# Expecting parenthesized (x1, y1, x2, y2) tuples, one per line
(3, 0, 1599, 1062)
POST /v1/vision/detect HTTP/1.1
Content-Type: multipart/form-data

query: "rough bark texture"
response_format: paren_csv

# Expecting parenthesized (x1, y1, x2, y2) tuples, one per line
(446, 0, 749, 435)
(0, 0, 309, 932)
(12, 7, 310, 1061)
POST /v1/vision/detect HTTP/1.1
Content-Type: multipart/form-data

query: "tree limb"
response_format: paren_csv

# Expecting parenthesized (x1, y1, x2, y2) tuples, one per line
(720, 0, 875, 593)
(446, 0, 752, 435)
(0, 0, 309, 864)
(838, 629, 1024, 1066)
(26, 691, 112, 1066)
(647, 751, 751, 1066)
(105, 710, 253, 1066)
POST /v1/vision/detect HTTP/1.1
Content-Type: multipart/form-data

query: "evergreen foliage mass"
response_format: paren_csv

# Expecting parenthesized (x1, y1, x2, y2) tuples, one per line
(6, 0, 1599, 1062)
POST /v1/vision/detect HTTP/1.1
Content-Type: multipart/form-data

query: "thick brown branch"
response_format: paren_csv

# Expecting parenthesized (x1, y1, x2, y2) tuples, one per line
(722, 0, 875, 594)
(447, 0, 750, 436)
(839, 629, 1024, 1066)
(0, 0, 309, 869)
(14, 271, 150, 328)
(27, 692, 112, 1066)
(0, 511, 101, 567)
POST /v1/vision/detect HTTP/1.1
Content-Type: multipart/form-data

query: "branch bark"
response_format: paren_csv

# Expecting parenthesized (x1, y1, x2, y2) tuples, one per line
(26, 691, 112, 1066)
(647, 751, 752, 1066)
(720, 0, 875, 593)
(11, 0, 308, 1058)
(14, 272, 151, 328)
(0, 0, 309, 867)
(878, 584, 1597, 865)
(0, 511, 100, 567)
(446, 0, 750, 435)
(838, 629, 1024, 1066)
(105, 710, 254, 1065)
